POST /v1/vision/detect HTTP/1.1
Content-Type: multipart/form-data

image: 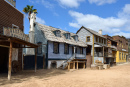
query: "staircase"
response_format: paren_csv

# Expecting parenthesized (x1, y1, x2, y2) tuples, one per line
(58, 54, 75, 69)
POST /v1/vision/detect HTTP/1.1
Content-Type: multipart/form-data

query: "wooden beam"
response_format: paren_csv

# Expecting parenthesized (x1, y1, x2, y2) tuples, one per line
(103, 46, 104, 63)
(8, 40, 13, 80)
(73, 61, 75, 69)
(35, 48, 37, 72)
(68, 62, 70, 71)
(77, 61, 78, 69)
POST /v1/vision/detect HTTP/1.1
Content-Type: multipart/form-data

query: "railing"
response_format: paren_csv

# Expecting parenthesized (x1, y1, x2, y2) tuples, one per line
(75, 54, 85, 58)
(94, 52, 103, 57)
(108, 44, 117, 50)
(58, 54, 75, 69)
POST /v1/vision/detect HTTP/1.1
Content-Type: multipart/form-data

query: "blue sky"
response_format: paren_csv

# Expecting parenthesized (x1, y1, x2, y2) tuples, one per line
(16, 0, 130, 38)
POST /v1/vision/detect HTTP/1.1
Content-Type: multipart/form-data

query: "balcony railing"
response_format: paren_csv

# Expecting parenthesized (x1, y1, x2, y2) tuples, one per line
(75, 53, 85, 58)
(94, 52, 103, 57)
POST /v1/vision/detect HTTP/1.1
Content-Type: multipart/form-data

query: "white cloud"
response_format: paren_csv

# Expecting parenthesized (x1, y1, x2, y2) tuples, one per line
(57, 0, 85, 8)
(88, 0, 117, 5)
(68, 4, 130, 38)
(36, 16, 45, 24)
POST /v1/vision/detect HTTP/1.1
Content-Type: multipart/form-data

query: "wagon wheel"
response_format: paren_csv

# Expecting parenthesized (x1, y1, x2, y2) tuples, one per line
(12, 60, 19, 73)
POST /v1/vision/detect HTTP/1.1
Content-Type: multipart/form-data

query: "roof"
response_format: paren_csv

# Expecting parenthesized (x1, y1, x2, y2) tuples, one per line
(103, 35, 117, 43)
(0, 34, 38, 48)
(77, 26, 106, 39)
(36, 23, 87, 47)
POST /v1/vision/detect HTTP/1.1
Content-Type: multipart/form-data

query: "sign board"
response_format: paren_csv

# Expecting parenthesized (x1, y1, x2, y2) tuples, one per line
(3, 27, 29, 42)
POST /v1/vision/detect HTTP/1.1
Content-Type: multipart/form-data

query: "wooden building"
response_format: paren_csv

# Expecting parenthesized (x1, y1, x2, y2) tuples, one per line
(32, 23, 88, 69)
(0, 0, 38, 80)
(112, 35, 128, 63)
(103, 35, 117, 66)
(77, 26, 107, 64)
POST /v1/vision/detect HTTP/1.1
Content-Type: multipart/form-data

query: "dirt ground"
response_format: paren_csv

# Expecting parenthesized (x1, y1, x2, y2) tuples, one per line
(0, 63, 130, 87)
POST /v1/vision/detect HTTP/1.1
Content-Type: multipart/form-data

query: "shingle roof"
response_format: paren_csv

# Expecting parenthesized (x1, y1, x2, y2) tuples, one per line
(36, 23, 87, 47)
(77, 26, 106, 39)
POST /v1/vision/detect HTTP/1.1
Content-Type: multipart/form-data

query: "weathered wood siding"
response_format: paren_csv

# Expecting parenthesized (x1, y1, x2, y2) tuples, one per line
(77, 28, 93, 56)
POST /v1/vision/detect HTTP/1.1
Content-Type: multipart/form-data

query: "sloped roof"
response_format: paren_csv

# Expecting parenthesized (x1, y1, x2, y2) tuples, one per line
(36, 23, 87, 47)
(77, 26, 106, 39)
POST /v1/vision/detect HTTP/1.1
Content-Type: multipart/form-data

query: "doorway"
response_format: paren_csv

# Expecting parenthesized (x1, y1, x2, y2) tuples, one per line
(0, 46, 9, 73)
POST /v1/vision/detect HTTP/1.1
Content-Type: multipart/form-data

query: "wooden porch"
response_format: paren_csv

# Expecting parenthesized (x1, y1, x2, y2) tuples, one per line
(0, 35, 38, 80)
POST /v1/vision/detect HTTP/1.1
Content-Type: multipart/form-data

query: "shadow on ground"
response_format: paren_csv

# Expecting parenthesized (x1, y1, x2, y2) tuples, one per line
(0, 69, 67, 86)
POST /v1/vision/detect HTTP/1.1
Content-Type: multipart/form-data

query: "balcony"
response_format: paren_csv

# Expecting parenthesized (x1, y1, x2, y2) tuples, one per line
(94, 52, 103, 57)
(75, 54, 85, 58)
(108, 44, 117, 50)
(104, 52, 116, 58)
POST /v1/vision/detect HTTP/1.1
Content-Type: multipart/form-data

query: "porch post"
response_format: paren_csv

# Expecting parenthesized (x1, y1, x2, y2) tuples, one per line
(68, 62, 70, 71)
(8, 40, 13, 80)
(77, 61, 78, 69)
(74, 46, 76, 57)
(73, 61, 75, 69)
(103, 46, 104, 63)
(35, 48, 37, 72)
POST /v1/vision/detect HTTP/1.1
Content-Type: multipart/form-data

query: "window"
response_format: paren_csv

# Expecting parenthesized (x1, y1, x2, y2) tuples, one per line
(119, 52, 121, 60)
(66, 33, 70, 39)
(56, 30, 61, 37)
(124, 53, 125, 59)
(96, 36, 98, 42)
(104, 40, 106, 44)
(64, 44, 69, 54)
(80, 47, 83, 54)
(75, 35, 78, 41)
(99, 38, 102, 43)
(86, 36, 90, 42)
(37, 42, 42, 54)
(53, 42, 59, 54)
(122, 53, 123, 60)
(102, 39, 103, 43)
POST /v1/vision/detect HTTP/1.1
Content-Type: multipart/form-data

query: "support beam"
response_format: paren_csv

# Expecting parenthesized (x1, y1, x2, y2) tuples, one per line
(77, 61, 78, 69)
(8, 40, 13, 80)
(68, 62, 70, 71)
(73, 62, 75, 69)
(103, 46, 104, 63)
(35, 48, 37, 72)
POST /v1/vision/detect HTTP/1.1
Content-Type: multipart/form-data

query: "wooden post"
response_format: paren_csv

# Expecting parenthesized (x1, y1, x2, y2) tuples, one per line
(73, 61, 75, 69)
(77, 61, 78, 69)
(68, 62, 70, 71)
(103, 46, 104, 63)
(8, 40, 12, 80)
(35, 48, 37, 72)
(22, 54, 24, 71)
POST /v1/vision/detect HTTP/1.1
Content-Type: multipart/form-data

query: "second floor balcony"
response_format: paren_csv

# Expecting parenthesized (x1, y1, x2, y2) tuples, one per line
(75, 53, 86, 58)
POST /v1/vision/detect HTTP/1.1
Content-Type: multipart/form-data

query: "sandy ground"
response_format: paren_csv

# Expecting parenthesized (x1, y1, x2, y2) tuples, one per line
(0, 63, 130, 87)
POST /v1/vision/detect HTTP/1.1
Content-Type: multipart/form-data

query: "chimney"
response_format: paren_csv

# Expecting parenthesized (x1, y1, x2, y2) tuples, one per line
(99, 29, 102, 35)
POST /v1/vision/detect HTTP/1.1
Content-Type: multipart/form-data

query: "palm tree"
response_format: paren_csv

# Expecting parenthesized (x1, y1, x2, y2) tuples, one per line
(23, 5, 37, 21)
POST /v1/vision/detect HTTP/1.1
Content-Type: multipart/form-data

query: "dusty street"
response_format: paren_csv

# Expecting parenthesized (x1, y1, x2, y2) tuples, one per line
(0, 63, 130, 87)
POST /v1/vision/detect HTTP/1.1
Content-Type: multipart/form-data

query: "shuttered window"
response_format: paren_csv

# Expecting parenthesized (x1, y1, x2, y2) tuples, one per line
(64, 44, 69, 54)
(53, 42, 59, 54)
